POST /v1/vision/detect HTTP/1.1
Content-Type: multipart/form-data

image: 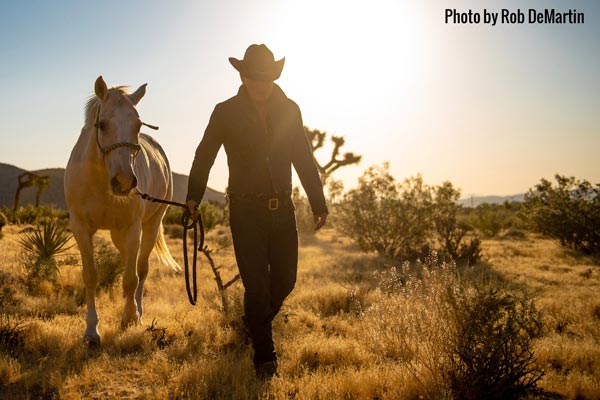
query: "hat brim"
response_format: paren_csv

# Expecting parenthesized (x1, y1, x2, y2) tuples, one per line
(229, 57, 285, 81)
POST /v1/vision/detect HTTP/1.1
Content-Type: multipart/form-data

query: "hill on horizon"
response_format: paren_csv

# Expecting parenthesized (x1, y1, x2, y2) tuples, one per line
(0, 162, 225, 210)
(0, 162, 526, 210)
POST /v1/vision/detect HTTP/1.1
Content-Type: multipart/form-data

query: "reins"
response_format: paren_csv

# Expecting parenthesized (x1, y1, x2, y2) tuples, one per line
(133, 189, 205, 306)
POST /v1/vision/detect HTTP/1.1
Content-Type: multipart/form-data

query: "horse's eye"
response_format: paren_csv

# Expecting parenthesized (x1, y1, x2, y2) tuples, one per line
(94, 120, 106, 131)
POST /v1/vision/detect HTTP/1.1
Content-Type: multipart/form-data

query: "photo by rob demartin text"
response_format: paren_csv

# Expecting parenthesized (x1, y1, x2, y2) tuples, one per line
(445, 8, 585, 25)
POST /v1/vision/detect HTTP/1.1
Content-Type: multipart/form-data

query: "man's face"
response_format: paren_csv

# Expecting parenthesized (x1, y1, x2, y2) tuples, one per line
(241, 74, 274, 103)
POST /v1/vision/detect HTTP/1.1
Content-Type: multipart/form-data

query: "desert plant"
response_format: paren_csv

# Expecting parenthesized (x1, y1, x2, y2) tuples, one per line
(466, 202, 523, 237)
(0, 316, 25, 358)
(433, 182, 481, 264)
(0, 270, 21, 311)
(18, 219, 72, 263)
(305, 126, 361, 185)
(164, 223, 184, 240)
(18, 219, 73, 282)
(93, 237, 124, 290)
(444, 284, 544, 399)
(365, 259, 544, 399)
(336, 164, 433, 260)
(521, 174, 600, 255)
(292, 187, 316, 234)
(12, 204, 60, 225)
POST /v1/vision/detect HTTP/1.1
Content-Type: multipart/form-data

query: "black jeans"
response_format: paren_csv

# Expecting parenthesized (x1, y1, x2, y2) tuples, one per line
(228, 194, 298, 364)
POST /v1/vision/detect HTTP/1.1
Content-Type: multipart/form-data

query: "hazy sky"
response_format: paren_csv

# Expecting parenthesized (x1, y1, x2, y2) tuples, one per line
(1, 0, 598, 196)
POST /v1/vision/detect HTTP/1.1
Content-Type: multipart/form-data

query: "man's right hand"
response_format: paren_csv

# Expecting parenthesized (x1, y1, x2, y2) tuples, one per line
(185, 200, 201, 221)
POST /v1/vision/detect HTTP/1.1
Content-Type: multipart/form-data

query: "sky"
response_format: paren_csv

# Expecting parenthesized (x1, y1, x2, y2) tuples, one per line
(0, 0, 598, 197)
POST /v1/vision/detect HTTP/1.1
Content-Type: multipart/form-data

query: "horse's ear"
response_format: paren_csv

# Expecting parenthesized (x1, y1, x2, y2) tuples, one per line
(129, 83, 147, 106)
(94, 76, 108, 102)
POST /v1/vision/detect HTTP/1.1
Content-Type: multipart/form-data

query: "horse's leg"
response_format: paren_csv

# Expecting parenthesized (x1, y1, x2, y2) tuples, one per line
(114, 223, 142, 329)
(71, 218, 100, 345)
(136, 208, 165, 320)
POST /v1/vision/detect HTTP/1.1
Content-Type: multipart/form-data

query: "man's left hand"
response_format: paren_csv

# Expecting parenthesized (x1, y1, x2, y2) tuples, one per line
(313, 213, 328, 232)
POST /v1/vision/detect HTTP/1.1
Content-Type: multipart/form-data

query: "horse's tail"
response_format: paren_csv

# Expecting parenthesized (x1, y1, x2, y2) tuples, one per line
(154, 222, 181, 271)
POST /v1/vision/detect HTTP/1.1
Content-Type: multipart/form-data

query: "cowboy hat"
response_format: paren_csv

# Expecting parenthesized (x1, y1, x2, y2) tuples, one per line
(229, 44, 285, 81)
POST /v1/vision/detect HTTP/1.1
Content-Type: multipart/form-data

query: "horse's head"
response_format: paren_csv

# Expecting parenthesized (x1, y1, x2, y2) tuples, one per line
(93, 76, 146, 196)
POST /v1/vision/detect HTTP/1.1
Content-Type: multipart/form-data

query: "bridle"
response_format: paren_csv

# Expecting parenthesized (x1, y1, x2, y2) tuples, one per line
(94, 104, 158, 157)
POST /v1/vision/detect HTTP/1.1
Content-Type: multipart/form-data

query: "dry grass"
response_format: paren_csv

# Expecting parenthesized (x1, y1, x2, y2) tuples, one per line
(0, 223, 599, 399)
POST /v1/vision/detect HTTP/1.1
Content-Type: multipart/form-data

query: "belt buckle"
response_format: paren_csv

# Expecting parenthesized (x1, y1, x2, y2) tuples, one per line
(268, 198, 279, 210)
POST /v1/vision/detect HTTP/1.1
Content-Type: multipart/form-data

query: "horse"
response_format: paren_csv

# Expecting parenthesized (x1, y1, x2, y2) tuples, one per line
(64, 76, 180, 345)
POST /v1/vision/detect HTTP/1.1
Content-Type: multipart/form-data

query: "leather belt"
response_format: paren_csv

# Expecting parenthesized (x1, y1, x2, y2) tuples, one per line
(227, 192, 292, 211)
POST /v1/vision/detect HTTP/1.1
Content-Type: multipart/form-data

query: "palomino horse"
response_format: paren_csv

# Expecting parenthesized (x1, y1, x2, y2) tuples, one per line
(65, 76, 180, 345)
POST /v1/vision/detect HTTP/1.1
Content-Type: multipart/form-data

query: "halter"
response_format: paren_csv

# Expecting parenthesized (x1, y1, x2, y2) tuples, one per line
(94, 104, 158, 157)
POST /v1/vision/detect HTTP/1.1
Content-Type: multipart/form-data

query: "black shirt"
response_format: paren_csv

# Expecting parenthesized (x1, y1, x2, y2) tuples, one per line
(186, 84, 328, 214)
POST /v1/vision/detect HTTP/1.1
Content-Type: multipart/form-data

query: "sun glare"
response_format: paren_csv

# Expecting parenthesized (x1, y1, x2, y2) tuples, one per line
(263, 0, 433, 186)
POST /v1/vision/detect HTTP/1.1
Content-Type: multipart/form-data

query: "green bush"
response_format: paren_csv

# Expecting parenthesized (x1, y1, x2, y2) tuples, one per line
(93, 237, 124, 291)
(336, 163, 481, 263)
(445, 284, 544, 399)
(11, 204, 66, 225)
(336, 164, 433, 260)
(292, 187, 315, 234)
(433, 182, 481, 264)
(464, 202, 524, 237)
(521, 174, 600, 255)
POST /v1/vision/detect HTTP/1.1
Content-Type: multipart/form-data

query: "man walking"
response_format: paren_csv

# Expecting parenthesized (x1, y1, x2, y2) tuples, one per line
(186, 44, 328, 378)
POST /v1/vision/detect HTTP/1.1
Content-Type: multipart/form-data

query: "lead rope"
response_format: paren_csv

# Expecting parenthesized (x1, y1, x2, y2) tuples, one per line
(133, 189, 204, 305)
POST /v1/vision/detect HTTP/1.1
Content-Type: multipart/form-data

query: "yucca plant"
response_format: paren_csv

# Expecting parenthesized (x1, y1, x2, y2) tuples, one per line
(18, 219, 73, 281)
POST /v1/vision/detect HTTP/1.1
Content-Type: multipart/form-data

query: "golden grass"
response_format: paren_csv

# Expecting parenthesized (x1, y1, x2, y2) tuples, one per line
(1, 224, 599, 399)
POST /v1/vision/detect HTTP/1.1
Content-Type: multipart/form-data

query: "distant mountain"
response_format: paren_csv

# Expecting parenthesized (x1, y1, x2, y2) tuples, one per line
(0, 162, 225, 210)
(458, 193, 525, 207)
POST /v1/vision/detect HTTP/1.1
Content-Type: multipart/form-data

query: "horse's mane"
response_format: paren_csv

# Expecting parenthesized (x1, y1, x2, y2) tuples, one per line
(84, 86, 130, 123)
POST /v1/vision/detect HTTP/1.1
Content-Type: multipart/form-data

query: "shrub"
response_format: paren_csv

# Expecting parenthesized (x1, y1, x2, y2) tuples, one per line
(336, 164, 433, 260)
(93, 237, 123, 291)
(433, 182, 481, 264)
(0, 316, 25, 358)
(465, 202, 524, 237)
(0, 270, 21, 311)
(336, 163, 481, 263)
(164, 223, 184, 240)
(444, 284, 544, 399)
(163, 205, 183, 226)
(365, 259, 544, 399)
(293, 187, 315, 234)
(18, 219, 73, 283)
(14, 204, 50, 224)
(521, 174, 600, 255)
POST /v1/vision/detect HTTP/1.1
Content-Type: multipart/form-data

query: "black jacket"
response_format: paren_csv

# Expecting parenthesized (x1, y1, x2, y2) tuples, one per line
(187, 84, 328, 214)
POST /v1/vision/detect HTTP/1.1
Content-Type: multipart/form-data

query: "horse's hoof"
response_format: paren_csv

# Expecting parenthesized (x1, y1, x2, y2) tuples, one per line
(83, 334, 101, 348)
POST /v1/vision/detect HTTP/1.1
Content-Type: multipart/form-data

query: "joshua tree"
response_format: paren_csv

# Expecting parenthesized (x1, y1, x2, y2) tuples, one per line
(13, 172, 51, 212)
(305, 127, 361, 185)
(34, 175, 50, 208)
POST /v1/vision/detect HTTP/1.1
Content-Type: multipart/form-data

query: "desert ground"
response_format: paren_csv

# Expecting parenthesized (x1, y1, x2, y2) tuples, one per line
(1, 222, 599, 399)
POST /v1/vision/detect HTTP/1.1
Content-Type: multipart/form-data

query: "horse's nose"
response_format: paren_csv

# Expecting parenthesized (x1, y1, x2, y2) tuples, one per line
(131, 176, 138, 189)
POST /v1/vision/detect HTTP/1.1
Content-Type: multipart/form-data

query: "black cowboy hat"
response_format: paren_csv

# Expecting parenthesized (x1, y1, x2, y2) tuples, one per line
(229, 44, 285, 81)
